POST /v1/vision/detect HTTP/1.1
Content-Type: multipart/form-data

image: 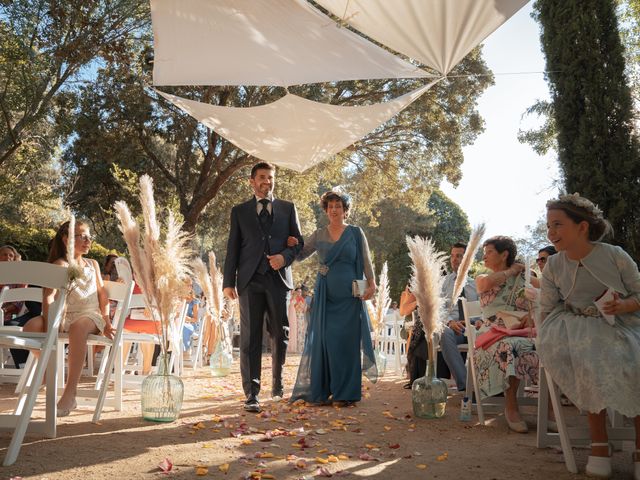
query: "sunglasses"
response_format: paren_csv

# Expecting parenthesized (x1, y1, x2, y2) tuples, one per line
(74, 234, 93, 242)
(536, 257, 547, 264)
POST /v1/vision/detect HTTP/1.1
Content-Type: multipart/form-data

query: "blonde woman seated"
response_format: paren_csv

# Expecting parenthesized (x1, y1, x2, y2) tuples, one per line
(474, 236, 538, 433)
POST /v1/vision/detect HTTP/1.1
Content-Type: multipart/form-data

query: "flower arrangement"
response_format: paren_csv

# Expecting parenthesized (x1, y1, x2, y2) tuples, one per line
(114, 175, 192, 365)
(450, 223, 485, 312)
(192, 252, 232, 361)
(371, 261, 390, 336)
(65, 214, 84, 289)
(547, 192, 603, 218)
(406, 236, 447, 340)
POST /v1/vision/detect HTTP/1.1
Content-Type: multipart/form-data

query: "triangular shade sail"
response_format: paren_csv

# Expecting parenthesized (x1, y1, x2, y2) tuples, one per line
(156, 81, 439, 172)
(315, 0, 529, 75)
(151, 0, 431, 87)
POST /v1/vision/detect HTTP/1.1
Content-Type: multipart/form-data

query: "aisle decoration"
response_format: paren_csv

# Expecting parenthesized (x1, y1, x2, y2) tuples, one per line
(114, 175, 192, 422)
(371, 262, 391, 376)
(193, 252, 233, 376)
(407, 236, 448, 419)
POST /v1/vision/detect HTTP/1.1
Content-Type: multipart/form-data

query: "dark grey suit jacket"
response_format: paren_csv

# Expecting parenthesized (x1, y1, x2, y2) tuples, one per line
(223, 197, 303, 293)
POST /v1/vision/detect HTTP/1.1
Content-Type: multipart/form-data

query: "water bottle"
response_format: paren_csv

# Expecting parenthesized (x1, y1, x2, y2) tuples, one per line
(460, 396, 471, 422)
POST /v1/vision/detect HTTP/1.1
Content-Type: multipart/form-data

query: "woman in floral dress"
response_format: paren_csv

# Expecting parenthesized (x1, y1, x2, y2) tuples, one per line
(474, 236, 538, 433)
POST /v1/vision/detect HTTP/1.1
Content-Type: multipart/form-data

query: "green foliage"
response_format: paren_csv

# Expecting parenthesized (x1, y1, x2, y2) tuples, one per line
(533, 0, 640, 261)
(0, 219, 117, 263)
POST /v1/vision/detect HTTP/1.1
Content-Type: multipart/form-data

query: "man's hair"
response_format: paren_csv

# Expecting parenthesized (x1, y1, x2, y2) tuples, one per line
(251, 162, 276, 178)
(451, 242, 467, 250)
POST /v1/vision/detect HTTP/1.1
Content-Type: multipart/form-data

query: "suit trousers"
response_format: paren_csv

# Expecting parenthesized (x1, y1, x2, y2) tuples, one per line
(238, 271, 289, 398)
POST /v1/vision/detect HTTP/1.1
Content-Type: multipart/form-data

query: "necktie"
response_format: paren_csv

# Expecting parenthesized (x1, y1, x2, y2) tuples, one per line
(259, 198, 270, 217)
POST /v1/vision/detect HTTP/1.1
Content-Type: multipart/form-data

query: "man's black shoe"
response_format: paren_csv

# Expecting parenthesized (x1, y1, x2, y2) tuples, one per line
(271, 387, 284, 401)
(244, 396, 261, 413)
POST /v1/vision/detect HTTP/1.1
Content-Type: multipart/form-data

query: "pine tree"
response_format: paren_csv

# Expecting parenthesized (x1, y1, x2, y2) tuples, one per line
(535, 0, 640, 261)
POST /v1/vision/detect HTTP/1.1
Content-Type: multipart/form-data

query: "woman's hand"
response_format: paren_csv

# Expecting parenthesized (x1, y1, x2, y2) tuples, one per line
(103, 320, 115, 340)
(524, 286, 539, 302)
(508, 263, 525, 276)
(287, 236, 299, 247)
(361, 285, 376, 301)
(603, 292, 639, 315)
(517, 313, 534, 329)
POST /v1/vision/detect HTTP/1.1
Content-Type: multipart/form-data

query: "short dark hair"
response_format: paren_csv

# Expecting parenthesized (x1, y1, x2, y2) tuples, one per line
(320, 190, 351, 215)
(538, 245, 557, 256)
(451, 242, 467, 250)
(483, 235, 517, 267)
(251, 162, 276, 178)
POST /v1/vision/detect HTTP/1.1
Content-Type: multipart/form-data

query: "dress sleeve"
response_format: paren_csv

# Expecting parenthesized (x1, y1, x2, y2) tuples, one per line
(298, 229, 318, 262)
(359, 227, 375, 282)
(614, 246, 640, 306)
(539, 260, 562, 321)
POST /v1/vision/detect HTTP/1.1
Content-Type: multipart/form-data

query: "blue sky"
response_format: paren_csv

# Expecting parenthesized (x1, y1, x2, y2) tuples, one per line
(440, 3, 559, 239)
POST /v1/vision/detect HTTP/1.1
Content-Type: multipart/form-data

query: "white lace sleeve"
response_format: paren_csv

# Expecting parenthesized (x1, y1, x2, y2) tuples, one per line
(614, 246, 640, 306)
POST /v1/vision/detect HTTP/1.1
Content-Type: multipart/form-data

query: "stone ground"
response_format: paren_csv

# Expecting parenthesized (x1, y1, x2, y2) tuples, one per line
(0, 354, 635, 479)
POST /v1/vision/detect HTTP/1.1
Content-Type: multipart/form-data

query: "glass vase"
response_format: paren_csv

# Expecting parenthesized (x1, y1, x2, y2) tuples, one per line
(141, 354, 184, 422)
(374, 348, 387, 377)
(209, 340, 233, 377)
(412, 335, 448, 419)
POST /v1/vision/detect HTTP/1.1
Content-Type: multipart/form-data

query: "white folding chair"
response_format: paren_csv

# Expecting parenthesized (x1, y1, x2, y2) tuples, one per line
(536, 361, 635, 474)
(121, 296, 187, 387)
(0, 287, 42, 384)
(17, 261, 134, 422)
(0, 261, 68, 466)
(461, 298, 535, 425)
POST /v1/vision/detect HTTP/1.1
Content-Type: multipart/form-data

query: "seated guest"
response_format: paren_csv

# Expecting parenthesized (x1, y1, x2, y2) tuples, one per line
(0, 245, 25, 323)
(439, 242, 479, 392)
(529, 245, 557, 289)
(0, 245, 37, 367)
(102, 254, 120, 282)
(474, 236, 538, 433)
(401, 285, 427, 388)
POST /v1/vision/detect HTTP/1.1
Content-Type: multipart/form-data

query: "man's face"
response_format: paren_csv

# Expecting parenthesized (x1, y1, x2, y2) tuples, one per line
(250, 168, 275, 197)
(450, 247, 465, 272)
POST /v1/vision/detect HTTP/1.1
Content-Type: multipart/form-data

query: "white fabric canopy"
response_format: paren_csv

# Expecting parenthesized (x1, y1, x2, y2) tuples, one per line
(156, 81, 439, 172)
(151, 0, 430, 87)
(315, 0, 529, 75)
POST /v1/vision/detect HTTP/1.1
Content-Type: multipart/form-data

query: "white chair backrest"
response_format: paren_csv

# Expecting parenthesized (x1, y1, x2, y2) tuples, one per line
(0, 261, 68, 290)
(0, 262, 68, 331)
(128, 293, 147, 310)
(461, 299, 482, 344)
(114, 257, 132, 285)
(0, 287, 42, 304)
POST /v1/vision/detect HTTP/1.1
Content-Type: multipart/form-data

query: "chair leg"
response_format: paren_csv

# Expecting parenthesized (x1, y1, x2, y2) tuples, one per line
(546, 368, 578, 474)
(14, 353, 35, 395)
(467, 346, 484, 424)
(537, 366, 550, 448)
(3, 344, 56, 466)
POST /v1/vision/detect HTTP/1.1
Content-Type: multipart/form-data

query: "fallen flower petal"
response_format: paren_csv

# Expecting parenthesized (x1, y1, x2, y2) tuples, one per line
(195, 466, 209, 476)
(158, 457, 173, 473)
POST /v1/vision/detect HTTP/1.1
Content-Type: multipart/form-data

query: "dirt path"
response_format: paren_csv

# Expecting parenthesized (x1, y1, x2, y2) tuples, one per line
(0, 355, 630, 479)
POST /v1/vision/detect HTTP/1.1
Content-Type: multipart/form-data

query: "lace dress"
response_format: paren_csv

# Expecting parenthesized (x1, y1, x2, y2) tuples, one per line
(64, 259, 105, 333)
(537, 244, 640, 417)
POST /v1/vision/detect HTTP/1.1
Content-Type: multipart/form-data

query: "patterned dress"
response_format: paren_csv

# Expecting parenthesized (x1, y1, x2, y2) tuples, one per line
(64, 259, 105, 333)
(474, 273, 538, 398)
(537, 243, 640, 417)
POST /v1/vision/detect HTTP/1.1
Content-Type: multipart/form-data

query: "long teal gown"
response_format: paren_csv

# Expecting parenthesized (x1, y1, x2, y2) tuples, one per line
(290, 225, 377, 403)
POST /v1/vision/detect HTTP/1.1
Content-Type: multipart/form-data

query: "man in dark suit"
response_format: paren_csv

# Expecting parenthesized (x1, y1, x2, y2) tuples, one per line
(223, 162, 303, 412)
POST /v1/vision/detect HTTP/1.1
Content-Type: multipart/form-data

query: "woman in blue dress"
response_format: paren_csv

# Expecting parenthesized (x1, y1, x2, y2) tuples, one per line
(289, 190, 377, 405)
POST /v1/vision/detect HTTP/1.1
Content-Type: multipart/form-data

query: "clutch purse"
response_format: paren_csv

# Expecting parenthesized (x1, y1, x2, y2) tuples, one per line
(352, 279, 368, 297)
(495, 310, 529, 329)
